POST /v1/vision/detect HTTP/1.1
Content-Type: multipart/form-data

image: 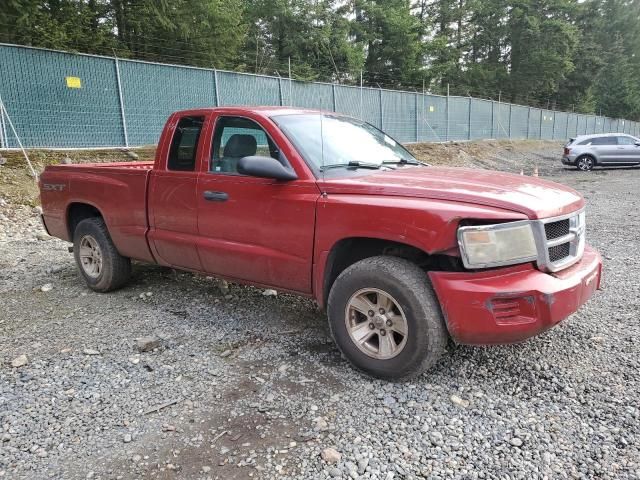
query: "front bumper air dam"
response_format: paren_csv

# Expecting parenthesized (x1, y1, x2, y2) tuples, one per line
(428, 245, 602, 345)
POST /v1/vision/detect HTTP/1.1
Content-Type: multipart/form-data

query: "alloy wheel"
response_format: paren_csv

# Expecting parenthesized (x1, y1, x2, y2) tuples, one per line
(79, 235, 103, 278)
(344, 288, 409, 360)
(577, 157, 593, 171)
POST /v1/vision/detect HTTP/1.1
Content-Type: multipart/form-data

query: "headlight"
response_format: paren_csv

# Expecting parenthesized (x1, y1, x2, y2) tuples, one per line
(458, 220, 538, 269)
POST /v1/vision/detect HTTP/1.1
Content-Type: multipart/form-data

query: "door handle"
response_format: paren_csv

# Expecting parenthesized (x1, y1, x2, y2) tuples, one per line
(203, 190, 229, 202)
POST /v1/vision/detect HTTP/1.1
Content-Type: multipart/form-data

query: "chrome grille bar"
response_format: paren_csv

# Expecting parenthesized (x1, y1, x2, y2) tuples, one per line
(532, 209, 586, 272)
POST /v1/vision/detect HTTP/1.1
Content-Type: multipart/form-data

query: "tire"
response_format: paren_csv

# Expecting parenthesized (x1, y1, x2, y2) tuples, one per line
(576, 155, 595, 171)
(327, 256, 449, 380)
(73, 217, 131, 292)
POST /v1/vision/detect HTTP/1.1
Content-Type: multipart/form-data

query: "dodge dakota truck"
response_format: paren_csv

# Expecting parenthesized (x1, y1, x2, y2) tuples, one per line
(39, 107, 602, 379)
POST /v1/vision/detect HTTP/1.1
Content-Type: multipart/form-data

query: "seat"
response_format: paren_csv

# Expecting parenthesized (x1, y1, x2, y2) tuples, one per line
(217, 134, 257, 173)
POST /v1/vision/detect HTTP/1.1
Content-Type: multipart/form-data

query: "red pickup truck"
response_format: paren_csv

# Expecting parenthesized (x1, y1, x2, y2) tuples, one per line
(39, 107, 602, 379)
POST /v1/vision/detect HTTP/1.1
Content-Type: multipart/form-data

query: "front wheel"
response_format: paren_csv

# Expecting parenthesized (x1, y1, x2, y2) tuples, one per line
(576, 155, 595, 171)
(327, 256, 449, 380)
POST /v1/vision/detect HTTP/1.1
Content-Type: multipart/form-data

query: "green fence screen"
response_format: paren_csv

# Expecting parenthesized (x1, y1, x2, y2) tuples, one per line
(1, 43, 639, 149)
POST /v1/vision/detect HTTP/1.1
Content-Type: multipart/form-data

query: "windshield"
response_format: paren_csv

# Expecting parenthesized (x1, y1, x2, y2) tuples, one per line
(272, 114, 418, 172)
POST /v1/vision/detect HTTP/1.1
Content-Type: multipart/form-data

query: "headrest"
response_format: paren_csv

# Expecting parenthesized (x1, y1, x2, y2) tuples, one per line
(223, 134, 257, 158)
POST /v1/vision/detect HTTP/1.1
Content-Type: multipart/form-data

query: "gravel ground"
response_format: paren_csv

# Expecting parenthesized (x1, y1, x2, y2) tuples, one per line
(1, 141, 639, 479)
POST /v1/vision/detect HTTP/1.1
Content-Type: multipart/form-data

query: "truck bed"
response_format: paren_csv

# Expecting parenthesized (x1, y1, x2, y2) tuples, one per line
(44, 161, 154, 173)
(40, 161, 155, 262)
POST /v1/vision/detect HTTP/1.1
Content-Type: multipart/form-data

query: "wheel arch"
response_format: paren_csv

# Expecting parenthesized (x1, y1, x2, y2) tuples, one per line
(320, 236, 461, 309)
(66, 202, 105, 239)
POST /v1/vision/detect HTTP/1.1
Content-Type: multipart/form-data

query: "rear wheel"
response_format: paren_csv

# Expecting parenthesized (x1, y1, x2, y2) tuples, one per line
(73, 217, 131, 292)
(576, 155, 595, 171)
(327, 256, 449, 380)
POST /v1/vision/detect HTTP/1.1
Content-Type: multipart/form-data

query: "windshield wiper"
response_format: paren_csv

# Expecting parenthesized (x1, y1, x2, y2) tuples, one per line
(382, 158, 423, 166)
(320, 161, 383, 171)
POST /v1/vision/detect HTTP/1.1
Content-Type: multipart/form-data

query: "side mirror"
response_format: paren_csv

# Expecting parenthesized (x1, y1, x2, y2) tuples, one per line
(634, 141, 640, 147)
(237, 156, 297, 181)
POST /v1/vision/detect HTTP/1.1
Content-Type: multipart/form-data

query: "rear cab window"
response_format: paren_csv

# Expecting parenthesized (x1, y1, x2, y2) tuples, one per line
(168, 116, 205, 171)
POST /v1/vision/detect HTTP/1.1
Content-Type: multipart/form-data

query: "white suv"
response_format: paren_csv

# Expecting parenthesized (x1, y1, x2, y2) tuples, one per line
(562, 133, 640, 171)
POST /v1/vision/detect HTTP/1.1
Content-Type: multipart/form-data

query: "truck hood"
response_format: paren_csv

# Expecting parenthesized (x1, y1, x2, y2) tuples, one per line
(319, 166, 584, 219)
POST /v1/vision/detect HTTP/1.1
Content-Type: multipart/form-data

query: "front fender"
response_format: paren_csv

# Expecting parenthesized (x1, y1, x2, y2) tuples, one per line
(312, 194, 528, 305)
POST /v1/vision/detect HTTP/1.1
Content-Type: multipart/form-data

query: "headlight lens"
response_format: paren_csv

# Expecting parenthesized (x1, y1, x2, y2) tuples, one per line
(458, 221, 538, 269)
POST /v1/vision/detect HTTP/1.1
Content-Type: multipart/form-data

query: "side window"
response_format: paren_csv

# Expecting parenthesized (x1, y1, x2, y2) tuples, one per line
(578, 138, 592, 145)
(617, 136, 635, 145)
(168, 116, 204, 171)
(591, 136, 617, 146)
(211, 116, 281, 174)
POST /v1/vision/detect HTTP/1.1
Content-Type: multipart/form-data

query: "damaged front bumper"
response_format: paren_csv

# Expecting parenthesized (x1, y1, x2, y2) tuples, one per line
(429, 245, 602, 345)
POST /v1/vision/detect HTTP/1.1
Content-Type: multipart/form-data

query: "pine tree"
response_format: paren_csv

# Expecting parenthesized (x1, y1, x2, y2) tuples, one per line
(594, 36, 640, 119)
(242, 0, 363, 81)
(1, 0, 639, 120)
(355, 0, 425, 88)
(506, 0, 578, 105)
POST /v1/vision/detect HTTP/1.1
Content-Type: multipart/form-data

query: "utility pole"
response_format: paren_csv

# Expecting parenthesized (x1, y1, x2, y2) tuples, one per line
(468, 94, 472, 140)
(539, 108, 544, 140)
(379, 85, 383, 130)
(422, 78, 426, 138)
(113, 55, 129, 148)
(288, 57, 293, 106)
(491, 99, 495, 139)
(331, 83, 337, 112)
(446, 83, 450, 141)
(415, 91, 419, 142)
(497, 91, 502, 138)
(276, 73, 284, 106)
(0, 94, 6, 148)
(213, 69, 220, 107)
(360, 70, 363, 119)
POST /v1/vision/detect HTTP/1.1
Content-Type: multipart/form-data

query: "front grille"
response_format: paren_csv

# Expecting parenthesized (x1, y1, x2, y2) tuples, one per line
(544, 219, 570, 240)
(535, 210, 585, 272)
(548, 242, 570, 262)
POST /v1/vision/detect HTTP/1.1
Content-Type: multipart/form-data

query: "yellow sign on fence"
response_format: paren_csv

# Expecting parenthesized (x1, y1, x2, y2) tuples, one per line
(65, 76, 82, 89)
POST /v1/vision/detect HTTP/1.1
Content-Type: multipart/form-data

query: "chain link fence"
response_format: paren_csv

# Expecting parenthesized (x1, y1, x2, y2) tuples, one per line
(1, 43, 639, 149)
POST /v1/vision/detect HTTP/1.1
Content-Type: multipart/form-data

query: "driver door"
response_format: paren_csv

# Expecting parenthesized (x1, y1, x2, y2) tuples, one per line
(195, 114, 319, 293)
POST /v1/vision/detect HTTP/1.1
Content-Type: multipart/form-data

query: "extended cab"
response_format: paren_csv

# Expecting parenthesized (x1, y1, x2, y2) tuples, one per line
(39, 107, 602, 379)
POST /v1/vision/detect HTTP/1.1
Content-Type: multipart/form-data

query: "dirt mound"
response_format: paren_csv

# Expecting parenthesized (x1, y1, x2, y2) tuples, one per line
(407, 139, 562, 174)
(0, 140, 564, 206)
(0, 147, 155, 206)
